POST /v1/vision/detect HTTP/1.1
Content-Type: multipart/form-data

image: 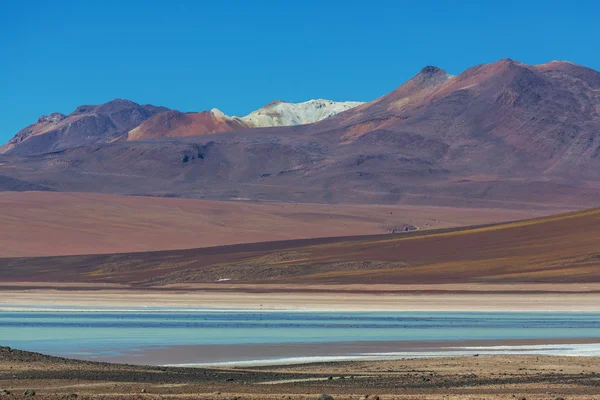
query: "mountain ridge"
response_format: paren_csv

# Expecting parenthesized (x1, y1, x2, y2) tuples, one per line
(0, 99, 168, 155)
(1, 59, 600, 208)
(2, 98, 365, 154)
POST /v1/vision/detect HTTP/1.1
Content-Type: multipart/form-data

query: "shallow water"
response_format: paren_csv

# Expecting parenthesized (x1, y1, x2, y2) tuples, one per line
(1, 307, 599, 365)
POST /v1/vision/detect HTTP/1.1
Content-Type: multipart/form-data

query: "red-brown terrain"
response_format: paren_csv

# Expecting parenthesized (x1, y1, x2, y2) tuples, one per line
(2, 205, 599, 286)
(1, 59, 600, 207)
(0, 191, 556, 257)
(127, 109, 247, 140)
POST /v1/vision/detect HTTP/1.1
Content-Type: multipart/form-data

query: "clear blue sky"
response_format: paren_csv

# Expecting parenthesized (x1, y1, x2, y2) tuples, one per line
(2, 0, 599, 142)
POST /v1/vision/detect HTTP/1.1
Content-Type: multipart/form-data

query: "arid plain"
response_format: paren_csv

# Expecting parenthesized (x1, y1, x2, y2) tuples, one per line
(0, 191, 558, 257)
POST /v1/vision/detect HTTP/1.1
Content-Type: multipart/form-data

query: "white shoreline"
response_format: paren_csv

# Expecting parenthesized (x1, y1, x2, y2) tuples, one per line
(165, 343, 600, 367)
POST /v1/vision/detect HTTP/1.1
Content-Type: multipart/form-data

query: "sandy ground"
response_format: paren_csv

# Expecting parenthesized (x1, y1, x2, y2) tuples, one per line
(3, 284, 600, 311)
(2, 346, 600, 400)
(0, 191, 564, 257)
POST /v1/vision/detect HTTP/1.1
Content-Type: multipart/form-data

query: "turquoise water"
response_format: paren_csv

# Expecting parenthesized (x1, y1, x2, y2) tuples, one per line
(1, 308, 600, 362)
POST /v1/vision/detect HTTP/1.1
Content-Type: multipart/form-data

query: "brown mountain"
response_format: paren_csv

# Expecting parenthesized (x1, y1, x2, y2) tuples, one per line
(320, 59, 600, 181)
(1, 99, 167, 155)
(1, 59, 600, 208)
(127, 109, 248, 140)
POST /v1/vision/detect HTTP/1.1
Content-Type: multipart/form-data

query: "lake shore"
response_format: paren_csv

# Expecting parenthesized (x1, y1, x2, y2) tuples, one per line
(94, 337, 600, 366)
(3, 283, 600, 312)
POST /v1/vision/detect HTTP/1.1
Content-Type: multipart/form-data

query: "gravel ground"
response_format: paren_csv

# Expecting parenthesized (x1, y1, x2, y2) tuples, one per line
(2, 346, 600, 400)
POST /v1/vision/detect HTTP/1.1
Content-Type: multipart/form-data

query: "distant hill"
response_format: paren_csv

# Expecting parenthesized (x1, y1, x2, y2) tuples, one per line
(1, 59, 600, 208)
(127, 109, 247, 140)
(125, 100, 362, 141)
(2, 99, 363, 153)
(1, 99, 167, 155)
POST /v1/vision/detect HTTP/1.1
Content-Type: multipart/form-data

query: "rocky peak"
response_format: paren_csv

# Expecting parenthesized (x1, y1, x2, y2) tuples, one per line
(403, 65, 452, 92)
(263, 100, 286, 108)
(94, 99, 143, 114)
(37, 113, 66, 124)
(420, 66, 445, 75)
(73, 105, 95, 114)
(210, 108, 227, 118)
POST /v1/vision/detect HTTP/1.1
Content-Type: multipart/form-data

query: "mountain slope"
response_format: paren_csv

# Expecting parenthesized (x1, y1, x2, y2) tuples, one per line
(238, 99, 364, 127)
(2, 98, 363, 151)
(127, 109, 247, 140)
(1, 59, 600, 208)
(125, 99, 363, 141)
(318, 59, 600, 179)
(1, 99, 167, 155)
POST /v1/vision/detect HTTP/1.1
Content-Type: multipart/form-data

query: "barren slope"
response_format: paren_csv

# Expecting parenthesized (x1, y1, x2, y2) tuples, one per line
(127, 109, 247, 140)
(0, 191, 552, 257)
(2, 206, 599, 285)
(1, 99, 167, 155)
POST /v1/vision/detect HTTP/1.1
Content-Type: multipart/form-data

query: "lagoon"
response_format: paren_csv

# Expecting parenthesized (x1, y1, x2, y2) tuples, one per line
(2, 307, 600, 365)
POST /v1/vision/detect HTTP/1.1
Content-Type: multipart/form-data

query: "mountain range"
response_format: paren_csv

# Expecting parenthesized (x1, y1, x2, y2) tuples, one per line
(1, 58, 600, 208)
(1, 99, 363, 154)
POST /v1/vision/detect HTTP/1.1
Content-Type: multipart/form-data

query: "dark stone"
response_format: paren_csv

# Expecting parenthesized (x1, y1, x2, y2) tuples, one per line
(24, 389, 36, 397)
(421, 66, 442, 75)
(317, 395, 334, 400)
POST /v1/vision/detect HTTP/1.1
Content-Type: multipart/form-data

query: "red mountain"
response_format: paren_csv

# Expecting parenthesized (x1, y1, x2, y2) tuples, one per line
(127, 109, 247, 140)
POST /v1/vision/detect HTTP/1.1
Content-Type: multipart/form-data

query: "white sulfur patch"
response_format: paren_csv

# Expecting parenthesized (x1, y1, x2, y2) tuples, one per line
(238, 99, 364, 127)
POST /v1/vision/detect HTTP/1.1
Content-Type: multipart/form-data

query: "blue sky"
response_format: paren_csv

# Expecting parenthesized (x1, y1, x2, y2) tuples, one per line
(1, 0, 599, 142)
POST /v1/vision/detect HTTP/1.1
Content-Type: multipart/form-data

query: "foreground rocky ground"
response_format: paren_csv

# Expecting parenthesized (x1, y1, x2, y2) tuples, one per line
(2, 346, 600, 400)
